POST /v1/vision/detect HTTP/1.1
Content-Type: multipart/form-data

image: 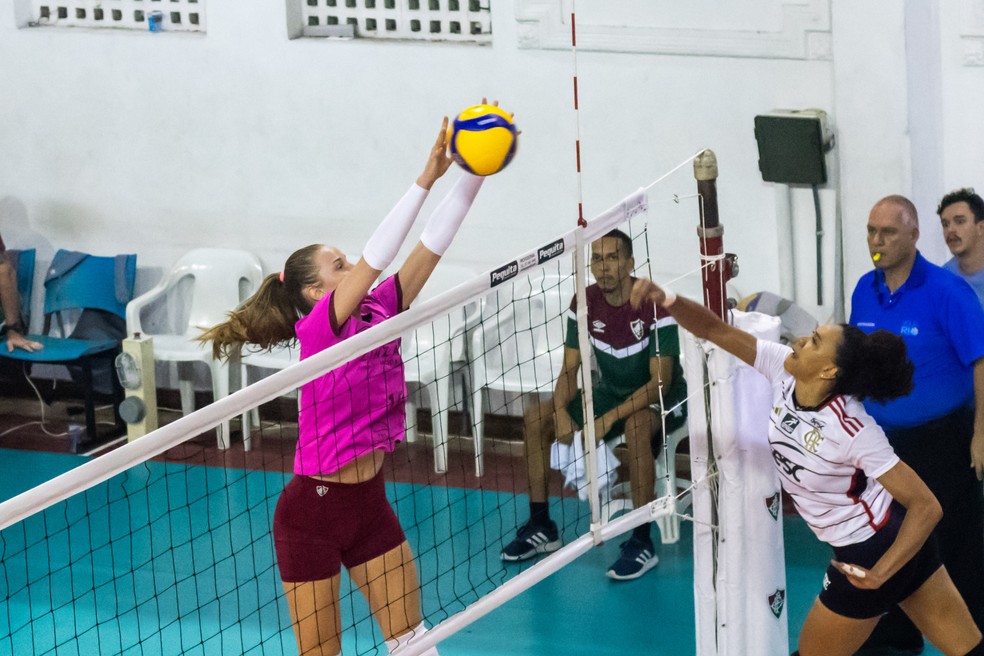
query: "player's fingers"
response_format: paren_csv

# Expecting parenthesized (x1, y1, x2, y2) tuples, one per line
(630, 278, 660, 308)
(831, 560, 867, 579)
(436, 117, 449, 145)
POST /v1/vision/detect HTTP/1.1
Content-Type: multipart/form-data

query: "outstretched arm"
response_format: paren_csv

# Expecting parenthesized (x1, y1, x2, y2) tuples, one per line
(397, 109, 494, 308)
(398, 168, 483, 308)
(630, 278, 756, 366)
(332, 119, 454, 326)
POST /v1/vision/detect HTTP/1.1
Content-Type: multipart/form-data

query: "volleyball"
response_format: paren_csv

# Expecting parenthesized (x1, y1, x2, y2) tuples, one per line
(447, 104, 518, 176)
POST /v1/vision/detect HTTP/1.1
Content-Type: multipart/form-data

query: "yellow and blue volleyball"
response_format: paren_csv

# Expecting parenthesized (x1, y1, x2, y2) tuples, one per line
(447, 104, 518, 176)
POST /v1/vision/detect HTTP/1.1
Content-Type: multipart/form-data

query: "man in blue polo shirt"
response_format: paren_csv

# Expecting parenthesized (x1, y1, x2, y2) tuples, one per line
(851, 195, 984, 654)
(938, 188, 984, 306)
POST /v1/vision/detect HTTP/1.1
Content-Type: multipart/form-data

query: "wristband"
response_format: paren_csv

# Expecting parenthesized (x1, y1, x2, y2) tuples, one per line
(661, 288, 677, 308)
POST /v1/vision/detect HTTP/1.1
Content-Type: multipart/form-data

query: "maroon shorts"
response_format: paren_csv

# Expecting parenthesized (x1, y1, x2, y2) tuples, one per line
(273, 469, 406, 582)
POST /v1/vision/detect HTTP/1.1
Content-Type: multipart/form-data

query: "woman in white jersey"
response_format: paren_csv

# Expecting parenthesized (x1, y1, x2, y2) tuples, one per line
(201, 115, 490, 656)
(630, 278, 983, 656)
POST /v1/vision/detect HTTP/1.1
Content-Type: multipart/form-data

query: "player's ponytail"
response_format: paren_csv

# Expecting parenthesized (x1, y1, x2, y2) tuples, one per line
(832, 325, 914, 403)
(198, 244, 323, 359)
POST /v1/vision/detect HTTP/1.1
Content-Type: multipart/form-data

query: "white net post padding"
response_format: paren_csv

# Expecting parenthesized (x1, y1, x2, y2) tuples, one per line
(686, 312, 789, 656)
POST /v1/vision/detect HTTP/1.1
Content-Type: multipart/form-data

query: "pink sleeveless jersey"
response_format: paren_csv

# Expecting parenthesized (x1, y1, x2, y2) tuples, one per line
(294, 275, 407, 476)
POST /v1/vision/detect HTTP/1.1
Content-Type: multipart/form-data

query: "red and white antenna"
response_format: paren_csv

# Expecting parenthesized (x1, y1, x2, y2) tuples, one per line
(570, 5, 586, 228)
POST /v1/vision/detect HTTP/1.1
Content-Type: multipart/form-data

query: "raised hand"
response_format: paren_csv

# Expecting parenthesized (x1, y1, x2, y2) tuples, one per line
(417, 117, 454, 190)
(630, 278, 668, 309)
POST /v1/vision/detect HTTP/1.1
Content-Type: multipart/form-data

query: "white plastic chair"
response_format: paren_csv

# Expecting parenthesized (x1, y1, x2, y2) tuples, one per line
(239, 344, 301, 439)
(126, 248, 264, 450)
(600, 422, 690, 544)
(469, 270, 575, 477)
(402, 264, 480, 474)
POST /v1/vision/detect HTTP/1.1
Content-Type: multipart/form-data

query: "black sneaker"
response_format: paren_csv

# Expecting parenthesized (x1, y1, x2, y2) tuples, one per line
(500, 520, 562, 562)
(606, 536, 658, 581)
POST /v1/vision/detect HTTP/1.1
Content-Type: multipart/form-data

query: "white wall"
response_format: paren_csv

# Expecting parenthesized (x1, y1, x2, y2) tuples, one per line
(1, 0, 978, 335)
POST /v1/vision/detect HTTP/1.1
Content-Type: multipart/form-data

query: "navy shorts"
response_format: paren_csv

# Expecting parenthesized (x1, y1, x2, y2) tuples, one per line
(273, 469, 406, 582)
(818, 503, 943, 620)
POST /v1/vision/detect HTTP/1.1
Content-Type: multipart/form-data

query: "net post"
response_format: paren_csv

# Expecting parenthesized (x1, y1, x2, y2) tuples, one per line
(573, 225, 603, 538)
(693, 150, 736, 319)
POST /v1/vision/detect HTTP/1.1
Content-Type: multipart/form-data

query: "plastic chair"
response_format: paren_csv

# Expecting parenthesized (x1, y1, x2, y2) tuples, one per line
(0, 250, 136, 446)
(402, 264, 480, 474)
(600, 422, 690, 544)
(126, 248, 263, 450)
(239, 343, 300, 439)
(469, 270, 574, 477)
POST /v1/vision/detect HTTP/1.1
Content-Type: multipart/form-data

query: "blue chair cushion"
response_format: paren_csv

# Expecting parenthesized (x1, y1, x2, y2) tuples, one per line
(0, 334, 118, 363)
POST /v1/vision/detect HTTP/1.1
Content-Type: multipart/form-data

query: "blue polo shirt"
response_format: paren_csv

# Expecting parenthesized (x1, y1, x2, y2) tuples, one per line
(849, 251, 984, 430)
(944, 257, 984, 308)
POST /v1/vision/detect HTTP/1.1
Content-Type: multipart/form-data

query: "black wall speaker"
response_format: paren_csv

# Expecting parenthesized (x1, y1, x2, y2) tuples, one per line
(754, 109, 834, 185)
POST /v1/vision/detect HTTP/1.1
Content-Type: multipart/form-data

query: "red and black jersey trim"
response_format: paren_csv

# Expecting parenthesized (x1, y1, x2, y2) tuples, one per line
(830, 396, 863, 437)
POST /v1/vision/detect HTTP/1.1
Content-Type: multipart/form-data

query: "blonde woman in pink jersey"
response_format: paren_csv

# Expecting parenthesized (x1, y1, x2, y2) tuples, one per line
(201, 116, 488, 656)
(630, 278, 983, 656)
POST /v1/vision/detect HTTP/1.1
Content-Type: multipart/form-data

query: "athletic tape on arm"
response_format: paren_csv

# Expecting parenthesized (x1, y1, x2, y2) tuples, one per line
(420, 173, 484, 256)
(362, 184, 430, 270)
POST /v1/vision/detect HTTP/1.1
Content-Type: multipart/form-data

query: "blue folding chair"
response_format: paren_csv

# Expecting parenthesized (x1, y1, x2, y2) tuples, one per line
(0, 250, 137, 448)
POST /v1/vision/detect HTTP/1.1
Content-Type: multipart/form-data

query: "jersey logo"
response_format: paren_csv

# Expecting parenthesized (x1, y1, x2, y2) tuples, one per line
(803, 428, 824, 453)
(823, 573, 830, 590)
(772, 450, 805, 482)
(316, 485, 329, 497)
(779, 413, 800, 434)
(900, 321, 919, 336)
(592, 320, 606, 333)
(630, 318, 644, 340)
(765, 492, 780, 521)
(768, 589, 786, 618)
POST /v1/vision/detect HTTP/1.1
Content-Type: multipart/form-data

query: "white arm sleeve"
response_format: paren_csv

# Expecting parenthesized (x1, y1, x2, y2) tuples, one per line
(362, 183, 429, 271)
(419, 173, 484, 256)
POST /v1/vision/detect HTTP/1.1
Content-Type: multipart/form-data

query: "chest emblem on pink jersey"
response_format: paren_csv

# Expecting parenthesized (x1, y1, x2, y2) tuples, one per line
(803, 428, 824, 454)
(592, 320, 606, 333)
(316, 485, 329, 497)
(630, 319, 644, 340)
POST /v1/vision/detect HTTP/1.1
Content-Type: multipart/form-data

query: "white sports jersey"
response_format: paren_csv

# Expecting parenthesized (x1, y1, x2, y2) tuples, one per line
(754, 339, 900, 547)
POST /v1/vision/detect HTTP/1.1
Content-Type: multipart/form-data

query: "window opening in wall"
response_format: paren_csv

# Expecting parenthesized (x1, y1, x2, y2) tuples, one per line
(27, 0, 206, 32)
(300, 0, 491, 43)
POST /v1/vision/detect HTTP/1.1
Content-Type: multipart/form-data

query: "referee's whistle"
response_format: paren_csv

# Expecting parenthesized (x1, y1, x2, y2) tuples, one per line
(872, 252, 882, 262)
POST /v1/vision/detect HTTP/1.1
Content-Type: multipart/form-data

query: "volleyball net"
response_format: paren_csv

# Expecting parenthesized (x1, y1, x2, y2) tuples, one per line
(0, 150, 787, 655)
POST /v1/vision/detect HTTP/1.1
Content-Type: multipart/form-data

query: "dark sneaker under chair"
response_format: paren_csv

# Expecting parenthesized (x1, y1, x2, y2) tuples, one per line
(500, 520, 562, 561)
(606, 536, 659, 581)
